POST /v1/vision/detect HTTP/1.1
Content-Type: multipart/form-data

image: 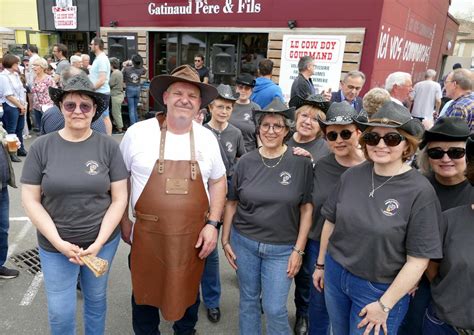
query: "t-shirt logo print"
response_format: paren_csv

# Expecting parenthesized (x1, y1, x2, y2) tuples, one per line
(244, 113, 252, 122)
(85, 160, 99, 176)
(225, 142, 233, 152)
(279, 171, 292, 186)
(382, 199, 400, 217)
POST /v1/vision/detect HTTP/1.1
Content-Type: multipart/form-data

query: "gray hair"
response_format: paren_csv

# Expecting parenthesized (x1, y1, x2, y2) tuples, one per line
(70, 55, 82, 64)
(451, 69, 473, 91)
(32, 57, 48, 70)
(60, 66, 82, 84)
(298, 56, 314, 72)
(343, 70, 366, 83)
(362, 87, 391, 116)
(425, 69, 437, 79)
(385, 72, 412, 92)
(81, 54, 90, 61)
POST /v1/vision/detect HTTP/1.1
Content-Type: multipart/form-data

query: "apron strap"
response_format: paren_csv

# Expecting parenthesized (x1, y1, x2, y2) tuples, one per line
(190, 127, 197, 181)
(155, 113, 197, 180)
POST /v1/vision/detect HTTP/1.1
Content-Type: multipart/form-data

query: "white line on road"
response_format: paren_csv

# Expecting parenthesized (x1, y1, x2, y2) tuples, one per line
(20, 272, 43, 306)
(7, 218, 32, 258)
(9, 217, 31, 221)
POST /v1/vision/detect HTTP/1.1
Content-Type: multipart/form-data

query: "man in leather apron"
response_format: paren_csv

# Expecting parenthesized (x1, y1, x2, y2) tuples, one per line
(120, 65, 227, 335)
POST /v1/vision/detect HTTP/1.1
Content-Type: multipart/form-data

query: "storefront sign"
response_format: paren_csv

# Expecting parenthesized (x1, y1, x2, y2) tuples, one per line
(148, 0, 262, 16)
(279, 35, 346, 101)
(52, 0, 77, 29)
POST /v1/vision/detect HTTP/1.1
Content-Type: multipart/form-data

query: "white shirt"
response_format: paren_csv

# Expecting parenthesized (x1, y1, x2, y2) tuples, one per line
(0, 69, 26, 107)
(120, 119, 226, 209)
(390, 96, 403, 106)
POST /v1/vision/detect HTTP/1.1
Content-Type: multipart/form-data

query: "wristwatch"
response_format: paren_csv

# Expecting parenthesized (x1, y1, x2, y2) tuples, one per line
(206, 220, 222, 230)
(377, 299, 391, 313)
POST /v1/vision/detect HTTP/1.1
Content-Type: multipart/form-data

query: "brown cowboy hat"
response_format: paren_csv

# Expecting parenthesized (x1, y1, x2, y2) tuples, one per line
(150, 65, 218, 109)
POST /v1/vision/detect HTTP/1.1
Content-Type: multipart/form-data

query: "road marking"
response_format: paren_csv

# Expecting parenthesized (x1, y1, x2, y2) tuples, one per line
(20, 272, 43, 306)
(7, 219, 32, 258)
(9, 216, 31, 221)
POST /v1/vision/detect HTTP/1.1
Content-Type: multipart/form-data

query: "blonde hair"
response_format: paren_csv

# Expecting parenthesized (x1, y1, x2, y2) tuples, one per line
(295, 105, 326, 139)
(359, 127, 420, 162)
(362, 88, 391, 116)
(33, 57, 48, 70)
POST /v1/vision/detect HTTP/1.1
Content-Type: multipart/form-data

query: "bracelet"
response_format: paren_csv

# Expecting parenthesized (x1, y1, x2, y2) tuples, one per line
(222, 241, 229, 249)
(292, 246, 305, 256)
(315, 263, 325, 270)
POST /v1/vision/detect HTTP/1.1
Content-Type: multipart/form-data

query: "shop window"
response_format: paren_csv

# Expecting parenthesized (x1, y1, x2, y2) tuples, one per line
(180, 33, 206, 67)
(240, 34, 268, 77)
(155, 32, 178, 75)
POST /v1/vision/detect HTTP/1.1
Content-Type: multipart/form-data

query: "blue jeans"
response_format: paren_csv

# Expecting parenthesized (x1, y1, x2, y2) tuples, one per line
(201, 247, 221, 309)
(398, 275, 431, 335)
(0, 186, 9, 266)
(231, 226, 293, 335)
(33, 109, 42, 130)
(422, 304, 457, 335)
(132, 293, 200, 335)
(126, 86, 141, 125)
(2, 103, 25, 150)
(307, 239, 330, 335)
(325, 253, 410, 335)
(39, 233, 120, 335)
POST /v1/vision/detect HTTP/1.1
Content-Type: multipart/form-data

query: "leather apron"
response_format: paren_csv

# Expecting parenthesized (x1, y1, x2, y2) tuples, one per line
(131, 114, 209, 321)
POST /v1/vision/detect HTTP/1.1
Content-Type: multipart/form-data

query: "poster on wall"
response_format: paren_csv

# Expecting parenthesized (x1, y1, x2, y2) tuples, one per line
(279, 35, 346, 102)
(52, 0, 77, 30)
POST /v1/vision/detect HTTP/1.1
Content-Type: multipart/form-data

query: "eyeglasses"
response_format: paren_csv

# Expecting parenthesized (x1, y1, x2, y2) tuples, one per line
(213, 104, 233, 112)
(326, 129, 354, 141)
(362, 132, 405, 146)
(427, 147, 466, 160)
(62, 101, 94, 114)
(194, 59, 202, 62)
(299, 113, 318, 123)
(260, 123, 285, 134)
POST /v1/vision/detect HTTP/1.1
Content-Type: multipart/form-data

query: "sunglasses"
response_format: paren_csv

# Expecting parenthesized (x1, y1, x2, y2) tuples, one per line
(362, 132, 405, 146)
(62, 101, 94, 114)
(427, 147, 466, 160)
(326, 129, 353, 141)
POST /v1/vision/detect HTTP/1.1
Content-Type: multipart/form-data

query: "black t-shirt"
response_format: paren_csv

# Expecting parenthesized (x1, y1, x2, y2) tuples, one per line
(229, 102, 260, 153)
(310, 154, 352, 241)
(123, 66, 146, 86)
(322, 162, 443, 283)
(427, 174, 474, 211)
(195, 66, 209, 82)
(203, 123, 246, 176)
(431, 205, 474, 329)
(287, 136, 330, 163)
(229, 149, 313, 244)
(21, 132, 129, 252)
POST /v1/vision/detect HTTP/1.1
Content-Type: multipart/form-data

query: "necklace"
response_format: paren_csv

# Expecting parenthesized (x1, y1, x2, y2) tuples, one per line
(260, 147, 286, 168)
(369, 164, 403, 198)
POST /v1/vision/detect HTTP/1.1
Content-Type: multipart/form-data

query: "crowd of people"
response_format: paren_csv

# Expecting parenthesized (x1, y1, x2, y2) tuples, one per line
(0, 40, 473, 335)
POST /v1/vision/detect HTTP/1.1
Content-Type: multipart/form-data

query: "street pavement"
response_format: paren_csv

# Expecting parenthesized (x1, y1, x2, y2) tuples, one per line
(1, 135, 297, 334)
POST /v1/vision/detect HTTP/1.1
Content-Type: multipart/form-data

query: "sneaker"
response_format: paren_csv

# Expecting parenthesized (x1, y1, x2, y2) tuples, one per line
(0, 266, 19, 279)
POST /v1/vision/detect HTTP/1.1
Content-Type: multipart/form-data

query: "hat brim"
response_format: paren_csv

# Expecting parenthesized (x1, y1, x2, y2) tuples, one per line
(354, 118, 424, 137)
(419, 132, 470, 149)
(289, 96, 330, 113)
(150, 75, 218, 109)
(235, 79, 255, 88)
(318, 118, 354, 129)
(48, 86, 110, 122)
(252, 108, 295, 126)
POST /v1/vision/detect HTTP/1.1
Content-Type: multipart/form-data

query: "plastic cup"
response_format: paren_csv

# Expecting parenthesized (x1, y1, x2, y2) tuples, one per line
(5, 134, 18, 154)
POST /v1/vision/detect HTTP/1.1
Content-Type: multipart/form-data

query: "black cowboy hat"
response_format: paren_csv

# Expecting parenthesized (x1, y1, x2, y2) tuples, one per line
(317, 101, 367, 130)
(150, 64, 218, 109)
(419, 117, 471, 149)
(48, 73, 109, 122)
(235, 73, 256, 87)
(289, 94, 331, 113)
(467, 134, 474, 163)
(215, 84, 239, 102)
(354, 100, 424, 137)
(252, 98, 295, 125)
